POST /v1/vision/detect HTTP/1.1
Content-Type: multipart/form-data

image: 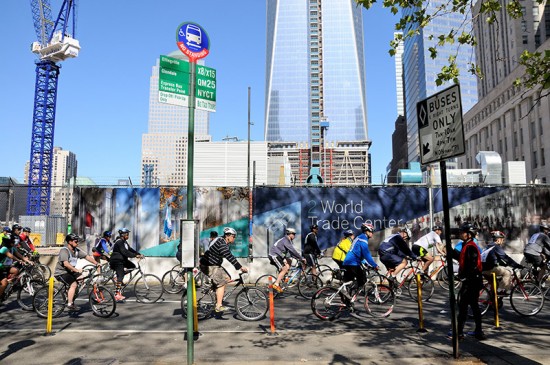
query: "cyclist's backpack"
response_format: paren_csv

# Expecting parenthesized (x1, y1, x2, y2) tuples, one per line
(480, 245, 496, 262)
(93, 237, 103, 253)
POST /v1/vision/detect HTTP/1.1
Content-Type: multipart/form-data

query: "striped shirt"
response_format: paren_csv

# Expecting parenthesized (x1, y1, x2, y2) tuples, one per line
(201, 237, 242, 270)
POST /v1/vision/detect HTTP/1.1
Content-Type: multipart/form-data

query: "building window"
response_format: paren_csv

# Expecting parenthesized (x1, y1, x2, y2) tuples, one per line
(540, 118, 544, 135)
(542, 148, 546, 166)
(533, 151, 538, 168)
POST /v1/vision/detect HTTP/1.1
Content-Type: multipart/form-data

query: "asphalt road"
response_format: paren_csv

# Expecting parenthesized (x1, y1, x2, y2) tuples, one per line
(1, 283, 550, 364)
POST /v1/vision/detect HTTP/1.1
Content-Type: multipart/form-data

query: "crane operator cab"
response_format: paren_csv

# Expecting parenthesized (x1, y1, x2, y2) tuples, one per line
(31, 30, 80, 63)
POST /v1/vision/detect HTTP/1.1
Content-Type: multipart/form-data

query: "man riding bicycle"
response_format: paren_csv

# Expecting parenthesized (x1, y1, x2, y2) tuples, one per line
(110, 228, 144, 302)
(412, 225, 444, 275)
(378, 227, 418, 282)
(268, 228, 306, 293)
(93, 230, 113, 264)
(342, 223, 379, 295)
(332, 229, 355, 269)
(303, 224, 322, 278)
(524, 222, 550, 283)
(481, 230, 523, 295)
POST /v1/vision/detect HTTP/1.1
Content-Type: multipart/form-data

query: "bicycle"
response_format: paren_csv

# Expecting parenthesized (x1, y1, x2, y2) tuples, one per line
(181, 272, 268, 321)
(387, 259, 435, 301)
(473, 268, 545, 317)
(33, 266, 116, 318)
(429, 255, 460, 291)
(255, 258, 324, 299)
(92, 258, 163, 303)
(161, 265, 211, 294)
(311, 274, 395, 320)
(0, 263, 44, 311)
(19, 247, 51, 280)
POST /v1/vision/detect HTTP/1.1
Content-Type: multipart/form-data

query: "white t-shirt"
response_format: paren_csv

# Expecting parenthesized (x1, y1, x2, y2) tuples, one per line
(413, 231, 442, 250)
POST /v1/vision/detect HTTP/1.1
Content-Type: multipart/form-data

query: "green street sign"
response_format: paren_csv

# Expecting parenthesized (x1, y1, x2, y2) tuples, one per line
(158, 55, 189, 106)
(195, 65, 216, 112)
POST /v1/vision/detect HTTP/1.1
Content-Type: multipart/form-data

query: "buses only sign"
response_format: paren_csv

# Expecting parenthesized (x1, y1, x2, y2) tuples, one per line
(417, 84, 465, 165)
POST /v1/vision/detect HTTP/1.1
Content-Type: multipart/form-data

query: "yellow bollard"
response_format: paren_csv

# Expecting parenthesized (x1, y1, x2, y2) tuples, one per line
(416, 273, 427, 332)
(192, 275, 198, 333)
(46, 277, 54, 334)
(492, 273, 500, 328)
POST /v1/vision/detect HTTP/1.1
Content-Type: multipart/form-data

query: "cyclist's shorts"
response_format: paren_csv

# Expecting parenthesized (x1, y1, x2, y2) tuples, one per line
(207, 266, 230, 289)
(412, 245, 429, 258)
(55, 272, 79, 286)
(304, 253, 318, 268)
(524, 252, 543, 267)
(269, 255, 289, 271)
(379, 253, 405, 270)
(0, 266, 9, 280)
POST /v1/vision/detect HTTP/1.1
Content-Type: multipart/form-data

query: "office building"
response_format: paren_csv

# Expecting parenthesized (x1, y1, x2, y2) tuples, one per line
(265, 0, 370, 185)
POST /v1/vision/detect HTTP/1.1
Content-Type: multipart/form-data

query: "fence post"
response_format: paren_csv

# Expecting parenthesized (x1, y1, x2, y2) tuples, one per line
(268, 276, 276, 335)
(415, 273, 427, 333)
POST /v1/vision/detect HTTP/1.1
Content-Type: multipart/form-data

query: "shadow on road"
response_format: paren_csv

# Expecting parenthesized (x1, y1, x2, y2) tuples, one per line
(0, 339, 35, 362)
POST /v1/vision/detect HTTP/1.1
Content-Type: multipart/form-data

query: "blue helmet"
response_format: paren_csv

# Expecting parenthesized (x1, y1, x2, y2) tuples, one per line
(118, 228, 130, 235)
(103, 230, 112, 237)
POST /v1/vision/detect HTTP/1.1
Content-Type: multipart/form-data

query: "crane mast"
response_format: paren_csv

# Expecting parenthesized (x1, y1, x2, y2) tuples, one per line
(27, 0, 79, 215)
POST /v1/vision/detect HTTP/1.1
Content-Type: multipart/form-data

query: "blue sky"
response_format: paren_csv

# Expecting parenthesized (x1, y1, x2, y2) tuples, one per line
(1, 1, 399, 185)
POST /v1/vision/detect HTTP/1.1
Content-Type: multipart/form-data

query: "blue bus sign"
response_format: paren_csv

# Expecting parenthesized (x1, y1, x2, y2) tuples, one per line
(176, 22, 210, 62)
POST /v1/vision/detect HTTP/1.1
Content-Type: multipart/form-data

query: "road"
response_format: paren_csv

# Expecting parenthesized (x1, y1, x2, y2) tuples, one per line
(1, 284, 549, 364)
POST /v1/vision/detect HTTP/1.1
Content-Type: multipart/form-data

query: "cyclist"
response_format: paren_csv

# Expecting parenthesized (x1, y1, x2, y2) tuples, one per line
(0, 234, 32, 302)
(524, 222, 550, 283)
(11, 224, 22, 247)
(303, 224, 322, 278)
(412, 225, 444, 275)
(53, 233, 98, 311)
(93, 231, 113, 264)
(342, 223, 379, 294)
(268, 228, 306, 293)
(481, 230, 523, 295)
(19, 227, 37, 255)
(332, 229, 355, 268)
(110, 228, 144, 302)
(378, 227, 418, 282)
(0, 226, 10, 240)
(199, 227, 248, 313)
(456, 223, 486, 341)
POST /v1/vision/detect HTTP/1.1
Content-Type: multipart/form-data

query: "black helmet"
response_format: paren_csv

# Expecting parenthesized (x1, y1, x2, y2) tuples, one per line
(361, 223, 375, 233)
(103, 230, 112, 237)
(310, 224, 318, 230)
(459, 223, 477, 236)
(491, 230, 505, 239)
(65, 233, 80, 242)
(12, 224, 22, 231)
(343, 229, 354, 237)
(23, 227, 31, 233)
(540, 223, 550, 231)
(432, 225, 443, 231)
(118, 228, 130, 235)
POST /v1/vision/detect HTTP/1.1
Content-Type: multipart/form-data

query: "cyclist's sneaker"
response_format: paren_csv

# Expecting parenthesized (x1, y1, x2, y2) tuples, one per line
(114, 294, 126, 302)
(272, 284, 283, 293)
(467, 331, 487, 340)
(447, 330, 464, 340)
(215, 306, 227, 312)
(67, 304, 80, 311)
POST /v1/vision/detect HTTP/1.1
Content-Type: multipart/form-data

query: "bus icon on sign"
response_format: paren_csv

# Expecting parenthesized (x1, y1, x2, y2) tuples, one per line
(186, 24, 202, 47)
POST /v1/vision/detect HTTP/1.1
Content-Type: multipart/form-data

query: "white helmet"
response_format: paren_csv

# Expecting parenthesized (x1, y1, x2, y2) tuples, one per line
(223, 227, 237, 236)
(401, 227, 412, 239)
(285, 227, 296, 235)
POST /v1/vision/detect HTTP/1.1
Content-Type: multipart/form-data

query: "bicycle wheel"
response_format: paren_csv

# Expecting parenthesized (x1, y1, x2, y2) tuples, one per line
(36, 264, 52, 281)
(311, 286, 346, 321)
(195, 270, 210, 288)
(466, 286, 491, 317)
(510, 280, 544, 316)
(438, 265, 461, 291)
(181, 288, 215, 320)
(319, 268, 340, 287)
(234, 287, 268, 321)
(255, 274, 281, 298)
(162, 269, 186, 294)
(89, 285, 116, 317)
(364, 282, 394, 318)
(33, 284, 66, 318)
(407, 274, 435, 301)
(17, 279, 43, 311)
(134, 274, 163, 303)
(298, 273, 323, 299)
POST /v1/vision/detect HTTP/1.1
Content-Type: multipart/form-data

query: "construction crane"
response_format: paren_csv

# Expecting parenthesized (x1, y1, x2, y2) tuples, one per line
(27, 0, 80, 215)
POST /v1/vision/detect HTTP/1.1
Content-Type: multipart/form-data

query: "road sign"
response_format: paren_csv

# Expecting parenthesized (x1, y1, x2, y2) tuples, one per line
(176, 22, 210, 62)
(195, 65, 216, 112)
(417, 84, 465, 165)
(158, 55, 189, 107)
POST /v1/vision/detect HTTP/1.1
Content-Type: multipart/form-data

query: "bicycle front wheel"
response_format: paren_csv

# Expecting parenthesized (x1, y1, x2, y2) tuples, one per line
(33, 284, 66, 318)
(466, 286, 490, 317)
(311, 286, 345, 321)
(255, 274, 281, 298)
(510, 280, 544, 316)
(364, 282, 394, 318)
(134, 274, 163, 303)
(181, 288, 215, 320)
(162, 269, 186, 294)
(17, 279, 43, 311)
(89, 285, 116, 317)
(407, 274, 435, 301)
(234, 287, 268, 321)
(298, 273, 323, 299)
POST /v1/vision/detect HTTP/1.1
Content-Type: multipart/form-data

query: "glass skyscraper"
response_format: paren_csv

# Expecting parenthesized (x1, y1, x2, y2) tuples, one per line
(265, 0, 368, 144)
(403, 1, 478, 163)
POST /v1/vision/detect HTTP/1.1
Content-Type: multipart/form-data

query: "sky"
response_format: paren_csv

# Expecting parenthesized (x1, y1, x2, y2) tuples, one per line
(0, 0, 399, 185)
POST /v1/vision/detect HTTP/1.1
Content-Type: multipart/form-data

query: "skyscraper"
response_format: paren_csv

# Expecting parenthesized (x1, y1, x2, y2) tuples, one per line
(141, 52, 210, 186)
(264, 0, 369, 184)
(403, 2, 478, 163)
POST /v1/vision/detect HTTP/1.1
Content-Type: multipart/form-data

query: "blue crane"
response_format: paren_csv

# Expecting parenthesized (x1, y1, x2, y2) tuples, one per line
(27, 0, 80, 215)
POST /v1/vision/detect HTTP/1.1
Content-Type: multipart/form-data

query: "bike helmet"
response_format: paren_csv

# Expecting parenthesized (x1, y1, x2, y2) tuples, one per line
(459, 222, 477, 236)
(540, 222, 550, 231)
(310, 224, 319, 230)
(343, 229, 354, 237)
(2, 226, 11, 233)
(491, 230, 505, 239)
(223, 227, 237, 236)
(23, 227, 31, 233)
(401, 227, 412, 239)
(432, 225, 443, 231)
(11, 224, 22, 231)
(118, 228, 130, 235)
(361, 223, 375, 233)
(65, 233, 80, 242)
(103, 230, 112, 237)
(285, 227, 296, 235)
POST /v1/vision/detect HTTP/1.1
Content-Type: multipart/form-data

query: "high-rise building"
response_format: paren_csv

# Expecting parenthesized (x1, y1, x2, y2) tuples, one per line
(141, 52, 210, 186)
(265, 0, 370, 185)
(403, 2, 478, 163)
(394, 32, 405, 117)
